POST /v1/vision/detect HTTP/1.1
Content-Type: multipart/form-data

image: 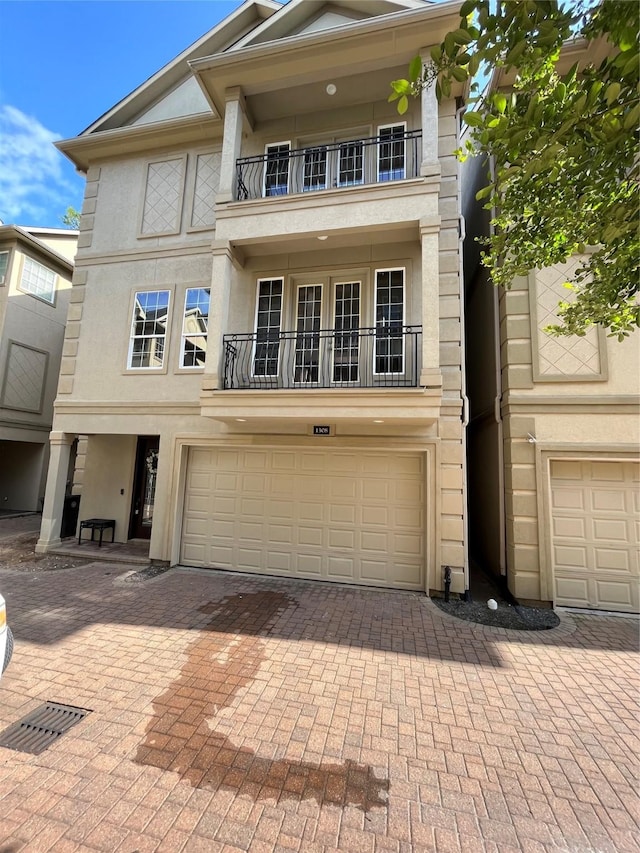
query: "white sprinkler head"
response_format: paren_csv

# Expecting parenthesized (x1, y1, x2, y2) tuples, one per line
(487, 599, 498, 610)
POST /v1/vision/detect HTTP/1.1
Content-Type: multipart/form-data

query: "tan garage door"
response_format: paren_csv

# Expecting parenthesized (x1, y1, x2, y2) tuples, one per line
(550, 460, 639, 612)
(181, 447, 425, 589)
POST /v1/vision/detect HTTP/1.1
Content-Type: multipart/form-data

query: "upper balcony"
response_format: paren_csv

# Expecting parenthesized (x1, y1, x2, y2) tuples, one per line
(234, 127, 422, 202)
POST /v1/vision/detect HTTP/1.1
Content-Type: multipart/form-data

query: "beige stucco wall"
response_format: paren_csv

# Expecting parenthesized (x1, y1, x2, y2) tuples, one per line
(48, 86, 467, 591)
(499, 266, 640, 603)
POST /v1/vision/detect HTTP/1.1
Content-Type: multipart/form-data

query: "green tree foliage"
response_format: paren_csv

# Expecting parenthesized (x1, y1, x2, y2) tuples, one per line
(390, 0, 639, 338)
(60, 206, 80, 230)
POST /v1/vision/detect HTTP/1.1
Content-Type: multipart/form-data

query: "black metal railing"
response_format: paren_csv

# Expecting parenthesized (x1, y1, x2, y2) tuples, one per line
(222, 326, 422, 389)
(235, 129, 422, 201)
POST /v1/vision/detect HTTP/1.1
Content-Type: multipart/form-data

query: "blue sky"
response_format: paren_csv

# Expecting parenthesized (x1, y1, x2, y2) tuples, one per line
(0, 0, 241, 228)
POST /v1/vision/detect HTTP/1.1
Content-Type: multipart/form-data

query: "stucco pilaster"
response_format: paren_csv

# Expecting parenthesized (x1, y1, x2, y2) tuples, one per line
(419, 57, 440, 177)
(36, 432, 75, 552)
(217, 87, 251, 203)
(419, 218, 442, 388)
(202, 241, 235, 390)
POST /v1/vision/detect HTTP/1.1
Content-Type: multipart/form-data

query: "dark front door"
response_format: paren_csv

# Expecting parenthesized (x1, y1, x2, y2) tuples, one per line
(129, 436, 159, 540)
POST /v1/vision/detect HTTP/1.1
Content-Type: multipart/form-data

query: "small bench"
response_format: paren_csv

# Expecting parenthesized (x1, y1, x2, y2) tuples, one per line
(78, 518, 115, 547)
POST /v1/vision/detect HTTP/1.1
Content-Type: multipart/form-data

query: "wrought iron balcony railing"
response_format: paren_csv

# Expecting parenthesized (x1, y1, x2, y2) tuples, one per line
(235, 129, 422, 201)
(222, 326, 422, 390)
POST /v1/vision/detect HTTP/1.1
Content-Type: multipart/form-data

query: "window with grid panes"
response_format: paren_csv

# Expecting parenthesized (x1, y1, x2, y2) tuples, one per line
(19, 256, 56, 303)
(128, 290, 170, 369)
(253, 279, 283, 376)
(181, 288, 210, 368)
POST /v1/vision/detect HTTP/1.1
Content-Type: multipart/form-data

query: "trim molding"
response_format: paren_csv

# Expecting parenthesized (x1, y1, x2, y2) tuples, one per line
(503, 394, 640, 414)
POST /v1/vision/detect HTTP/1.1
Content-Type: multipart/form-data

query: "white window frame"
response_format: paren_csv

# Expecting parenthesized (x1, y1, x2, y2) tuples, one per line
(377, 122, 407, 183)
(0, 251, 9, 286)
(19, 256, 57, 304)
(252, 278, 284, 378)
(373, 268, 405, 376)
(180, 287, 210, 369)
(293, 282, 324, 385)
(127, 289, 171, 370)
(263, 142, 291, 197)
(331, 280, 361, 385)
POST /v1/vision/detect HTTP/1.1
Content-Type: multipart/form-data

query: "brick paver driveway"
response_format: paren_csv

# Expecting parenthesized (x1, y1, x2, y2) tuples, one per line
(0, 555, 638, 852)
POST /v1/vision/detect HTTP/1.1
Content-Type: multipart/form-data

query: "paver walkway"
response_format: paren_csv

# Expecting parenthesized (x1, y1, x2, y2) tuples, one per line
(0, 556, 638, 852)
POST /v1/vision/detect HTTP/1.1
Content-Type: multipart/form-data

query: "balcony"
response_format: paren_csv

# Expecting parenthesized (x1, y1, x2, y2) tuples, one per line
(222, 326, 421, 390)
(235, 129, 422, 202)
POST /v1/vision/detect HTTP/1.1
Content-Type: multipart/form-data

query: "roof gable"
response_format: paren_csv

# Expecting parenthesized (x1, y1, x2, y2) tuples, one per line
(81, 0, 281, 135)
(230, 0, 431, 49)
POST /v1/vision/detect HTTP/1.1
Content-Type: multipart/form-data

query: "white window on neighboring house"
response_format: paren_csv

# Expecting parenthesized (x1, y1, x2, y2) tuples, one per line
(128, 290, 170, 369)
(19, 256, 57, 304)
(374, 268, 405, 374)
(0, 251, 9, 285)
(181, 287, 210, 368)
(377, 123, 406, 182)
(264, 143, 290, 196)
(253, 278, 283, 376)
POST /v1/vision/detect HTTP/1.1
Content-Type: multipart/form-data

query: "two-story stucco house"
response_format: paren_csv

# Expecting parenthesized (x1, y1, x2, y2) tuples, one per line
(464, 37, 640, 614)
(0, 225, 77, 514)
(37, 0, 471, 598)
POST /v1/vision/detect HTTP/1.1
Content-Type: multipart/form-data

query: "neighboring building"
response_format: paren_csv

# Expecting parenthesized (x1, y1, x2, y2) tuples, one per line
(464, 41, 640, 613)
(0, 226, 77, 513)
(37, 0, 471, 598)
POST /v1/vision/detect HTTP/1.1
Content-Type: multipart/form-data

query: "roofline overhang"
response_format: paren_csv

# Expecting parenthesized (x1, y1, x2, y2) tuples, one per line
(0, 226, 76, 273)
(190, 0, 464, 117)
(55, 113, 222, 173)
(491, 35, 611, 90)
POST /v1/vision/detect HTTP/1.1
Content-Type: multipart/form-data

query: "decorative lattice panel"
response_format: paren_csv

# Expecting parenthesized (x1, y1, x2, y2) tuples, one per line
(1, 342, 47, 412)
(535, 265, 601, 377)
(191, 152, 220, 228)
(141, 158, 184, 234)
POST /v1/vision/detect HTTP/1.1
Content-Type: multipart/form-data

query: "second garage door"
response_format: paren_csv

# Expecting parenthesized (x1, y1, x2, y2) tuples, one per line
(550, 459, 639, 612)
(181, 447, 425, 589)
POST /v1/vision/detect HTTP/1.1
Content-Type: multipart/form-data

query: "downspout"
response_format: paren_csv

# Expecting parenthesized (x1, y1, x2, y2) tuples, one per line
(456, 101, 471, 599)
(488, 154, 507, 577)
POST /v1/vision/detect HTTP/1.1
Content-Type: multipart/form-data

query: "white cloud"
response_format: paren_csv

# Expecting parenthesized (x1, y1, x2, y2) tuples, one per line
(0, 105, 83, 226)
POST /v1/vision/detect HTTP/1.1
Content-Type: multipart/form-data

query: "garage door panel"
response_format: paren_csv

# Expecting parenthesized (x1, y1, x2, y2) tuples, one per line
(591, 461, 625, 481)
(298, 526, 323, 547)
(269, 524, 294, 544)
(591, 489, 626, 512)
(361, 531, 388, 552)
(329, 529, 355, 549)
(360, 560, 386, 581)
(551, 459, 639, 612)
(554, 544, 588, 567)
(551, 488, 584, 510)
(298, 553, 322, 575)
(553, 516, 586, 538)
(593, 518, 628, 542)
(302, 503, 325, 522)
(594, 548, 631, 572)
(327, 557, 355, 579)
(555, 577, 590, 606)
(181, 447, 425, 589)
(361, 506, 388, 526)
(595, 580, 633, 608)
(331, 479, 358, 499)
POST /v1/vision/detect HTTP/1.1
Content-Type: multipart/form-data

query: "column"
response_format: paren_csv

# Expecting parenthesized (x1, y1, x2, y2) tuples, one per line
(217, 86, 252, 203)
(420, 57, 441, 177)
(419, 218, 443, 388)
(36, 432, 74, 553)
(202, 241, 234, 391)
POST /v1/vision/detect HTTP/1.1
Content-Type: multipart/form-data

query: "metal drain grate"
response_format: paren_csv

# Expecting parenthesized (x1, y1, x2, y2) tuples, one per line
(0, 702, 92, 755)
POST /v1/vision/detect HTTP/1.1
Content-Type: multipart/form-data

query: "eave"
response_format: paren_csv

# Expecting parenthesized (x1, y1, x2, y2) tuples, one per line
(55, 113, 222, 173)
(190, 0, 464, 119)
